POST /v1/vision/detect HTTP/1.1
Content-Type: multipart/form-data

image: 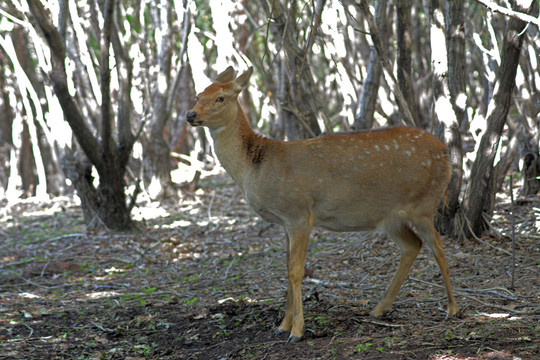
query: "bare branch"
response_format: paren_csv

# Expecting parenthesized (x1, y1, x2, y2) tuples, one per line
(473, 0, 540, 27)
(26, 0, 102, 169)
(100, 0, 115, 161)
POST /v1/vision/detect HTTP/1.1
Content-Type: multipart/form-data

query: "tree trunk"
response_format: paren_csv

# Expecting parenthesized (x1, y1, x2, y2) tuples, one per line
(27, 0, 134, 231)
(444, 0, 466, 126)
(143, 0, 174, 198)
(0, 53, 14, 194)
(354, 0, 387, 130)
(429, 0, 465, 236)
(396, 0, 419, 123)
(464, 0, 536, 236)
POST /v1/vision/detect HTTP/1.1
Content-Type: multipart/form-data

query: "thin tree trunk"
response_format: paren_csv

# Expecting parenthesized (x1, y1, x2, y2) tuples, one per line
(429, 0, 464, 236)
(445, 0, 466, 126)
(0, 54, 14, 194)
(396, 0, 419, 122)
(464, 0, 536, 236)
(354, 0, 387, 130)
(143, 0, 174, 198)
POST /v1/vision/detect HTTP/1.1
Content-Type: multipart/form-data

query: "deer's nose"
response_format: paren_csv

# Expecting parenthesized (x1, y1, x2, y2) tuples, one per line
(186, 112, 197, 124)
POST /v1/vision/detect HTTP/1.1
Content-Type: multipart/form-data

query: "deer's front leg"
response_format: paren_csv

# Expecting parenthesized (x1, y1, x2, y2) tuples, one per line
(276, 223, 311, 343)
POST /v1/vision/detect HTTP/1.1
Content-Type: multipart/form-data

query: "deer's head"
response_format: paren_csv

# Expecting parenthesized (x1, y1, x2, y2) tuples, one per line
(186, 67, 253, 131)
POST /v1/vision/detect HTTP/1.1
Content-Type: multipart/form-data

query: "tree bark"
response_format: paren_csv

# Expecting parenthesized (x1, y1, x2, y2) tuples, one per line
(444, 0, 466, 126)
(354, 0, 387, 130)
(396, 0, 419, 123)
(464, 0, 536, 236)
(143, 0, 174, 197)
(429, 0, 464, 236)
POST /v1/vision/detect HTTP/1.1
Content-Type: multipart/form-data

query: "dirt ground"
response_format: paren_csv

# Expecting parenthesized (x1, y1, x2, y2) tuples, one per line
(1, 172, 539, 359)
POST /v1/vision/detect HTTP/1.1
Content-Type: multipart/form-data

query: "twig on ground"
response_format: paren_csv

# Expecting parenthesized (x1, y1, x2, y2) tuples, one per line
(224, 256, 237, 279)
(462, 294, 539, 315)
(46, 233, 87, 242)
(91, 321, 115, 333)
(470, 234, 513, 256)
(23, 324, 34, 338)
(454, 288, 517, 301)
(353, 317, 405, 328)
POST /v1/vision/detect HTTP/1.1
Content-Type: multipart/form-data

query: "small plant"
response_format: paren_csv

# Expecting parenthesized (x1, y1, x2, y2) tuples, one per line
(182, 273, 198, 282)
(442, 331, 455, 341)
(355, 343, 373, 352)
(144, 287, 156, 295)
(184, 297, 197, 305)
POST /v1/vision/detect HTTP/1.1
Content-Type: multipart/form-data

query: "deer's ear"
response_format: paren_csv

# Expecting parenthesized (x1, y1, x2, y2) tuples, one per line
(215, 66, 235, 83)
(232, 67, 253, 93)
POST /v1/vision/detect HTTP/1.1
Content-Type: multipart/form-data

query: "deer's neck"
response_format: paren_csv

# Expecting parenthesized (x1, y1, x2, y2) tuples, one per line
(210, 104, 269, 187)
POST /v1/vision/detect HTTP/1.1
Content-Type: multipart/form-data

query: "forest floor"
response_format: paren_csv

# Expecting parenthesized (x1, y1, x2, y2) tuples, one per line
(0, 171, 539, 360)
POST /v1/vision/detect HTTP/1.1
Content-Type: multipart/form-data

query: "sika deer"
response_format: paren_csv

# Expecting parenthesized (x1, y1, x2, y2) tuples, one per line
(186, 67, 458, 343)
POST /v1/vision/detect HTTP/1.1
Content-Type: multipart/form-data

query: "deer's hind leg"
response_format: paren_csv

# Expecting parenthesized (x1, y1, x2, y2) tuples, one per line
(372, 224, 422, 317)
(409, 217, 459, 316)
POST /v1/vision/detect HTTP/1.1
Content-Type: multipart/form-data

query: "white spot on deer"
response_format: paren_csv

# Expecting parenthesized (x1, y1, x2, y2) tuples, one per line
(374, 145, 380, 152)
(318, 179, 323, 183)
(358, 155, 363, 160)
(410, 146, 416, 152)
(397, 167, 402, 172)
(349, 157, 355, 161)
(393, 140, 399, 150)
(404, 150, 412, 156)
(354, 145, 359, 149)
(364, 149, 371, 155)
(384, 144, 390, 150)
(379, 162, 384, 167)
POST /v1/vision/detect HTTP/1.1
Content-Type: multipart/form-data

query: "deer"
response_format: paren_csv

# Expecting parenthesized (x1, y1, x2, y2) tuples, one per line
(186, 66, 459, 343)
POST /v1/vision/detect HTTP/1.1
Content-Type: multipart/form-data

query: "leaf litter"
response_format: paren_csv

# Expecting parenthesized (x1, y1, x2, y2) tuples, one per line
(0, 173, 538, 359)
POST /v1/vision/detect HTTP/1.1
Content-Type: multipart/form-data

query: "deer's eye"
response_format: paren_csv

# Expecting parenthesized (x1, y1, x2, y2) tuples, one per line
(215, 96, 225, 103)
